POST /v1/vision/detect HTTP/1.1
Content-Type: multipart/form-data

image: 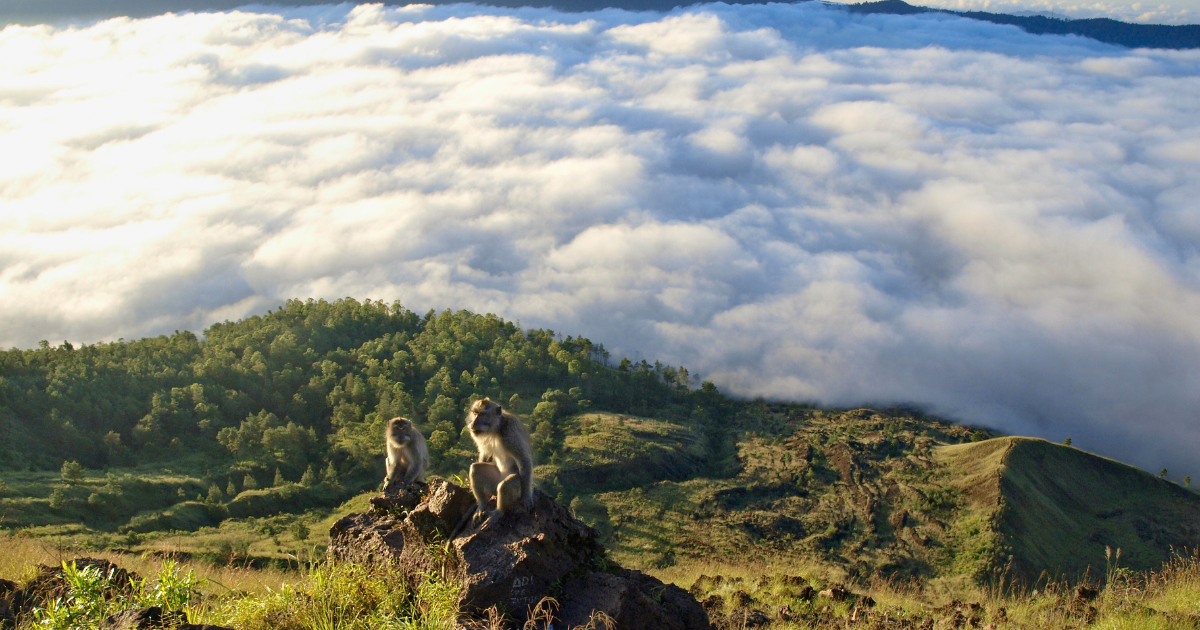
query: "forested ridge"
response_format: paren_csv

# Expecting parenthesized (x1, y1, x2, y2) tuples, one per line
(0, 298, 732, 492)
(844, 0, 1200, 49)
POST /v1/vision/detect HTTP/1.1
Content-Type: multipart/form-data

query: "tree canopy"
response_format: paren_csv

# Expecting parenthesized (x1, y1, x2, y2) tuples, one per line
(0, 298, 727, 490)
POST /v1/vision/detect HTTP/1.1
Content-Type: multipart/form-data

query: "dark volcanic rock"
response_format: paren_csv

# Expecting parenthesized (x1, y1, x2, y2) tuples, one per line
(100, 607, 185, 630)
(12, 558, 139, 619)
(329, 479, 713, 629)
(0, 579, 15, 628)
(818, 584, 850, 602)
(558, 567, 712, 629)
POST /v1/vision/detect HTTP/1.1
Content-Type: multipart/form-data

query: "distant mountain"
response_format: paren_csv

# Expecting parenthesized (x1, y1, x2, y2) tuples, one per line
(557, 408, 1200, 582)
(842, 0, 1200, 48)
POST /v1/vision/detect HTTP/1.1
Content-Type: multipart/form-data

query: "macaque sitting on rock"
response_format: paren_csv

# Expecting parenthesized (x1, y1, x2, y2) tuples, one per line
(466, 397, 534, 530)
(383, 417, 428, 494)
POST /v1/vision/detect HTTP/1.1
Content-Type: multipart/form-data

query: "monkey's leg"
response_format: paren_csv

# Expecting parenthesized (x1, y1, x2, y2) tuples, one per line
(400, 455, 421, 487)
(469, 462, 502, 511)
(495, 473, 523, 515)
(477, 474, 525, 531)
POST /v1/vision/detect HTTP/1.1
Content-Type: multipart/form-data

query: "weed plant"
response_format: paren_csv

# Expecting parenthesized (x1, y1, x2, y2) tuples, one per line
(207, 562, 455, 630)
(29, 559, 201, 630)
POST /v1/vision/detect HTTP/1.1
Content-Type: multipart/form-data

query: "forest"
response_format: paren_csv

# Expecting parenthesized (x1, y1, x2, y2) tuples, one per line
(0, 298, 734, 496)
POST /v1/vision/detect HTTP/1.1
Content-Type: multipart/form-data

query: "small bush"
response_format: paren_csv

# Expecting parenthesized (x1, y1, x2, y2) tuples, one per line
(31, 559, 200, 630)
(61, 460, 85, 484)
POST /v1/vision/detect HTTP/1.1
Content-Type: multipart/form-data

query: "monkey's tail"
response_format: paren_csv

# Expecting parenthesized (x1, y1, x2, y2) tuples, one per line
(444, 504, 478, 552)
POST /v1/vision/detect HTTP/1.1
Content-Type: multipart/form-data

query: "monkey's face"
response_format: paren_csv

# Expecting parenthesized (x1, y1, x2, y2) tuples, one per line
(390, 419, 413, 445)
(469, 400, 502, 435)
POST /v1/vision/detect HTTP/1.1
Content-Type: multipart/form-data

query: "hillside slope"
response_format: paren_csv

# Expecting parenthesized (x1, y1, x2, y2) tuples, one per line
(940, 438, 1200, 581)
(552, 410, 1200, 585)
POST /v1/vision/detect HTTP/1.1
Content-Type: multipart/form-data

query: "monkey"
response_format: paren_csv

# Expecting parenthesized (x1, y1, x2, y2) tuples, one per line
(466, 397, 534, 530)
(383, 417, 429, 494)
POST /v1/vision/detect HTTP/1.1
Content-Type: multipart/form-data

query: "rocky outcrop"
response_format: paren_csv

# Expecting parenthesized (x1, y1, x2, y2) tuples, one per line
(328, 480, 712, 629)
(5, 558, 139, 621)
(100, 607, 185, 630)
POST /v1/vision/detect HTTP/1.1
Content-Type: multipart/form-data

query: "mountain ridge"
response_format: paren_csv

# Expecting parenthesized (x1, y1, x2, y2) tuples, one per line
(841, 0, 1200, 48)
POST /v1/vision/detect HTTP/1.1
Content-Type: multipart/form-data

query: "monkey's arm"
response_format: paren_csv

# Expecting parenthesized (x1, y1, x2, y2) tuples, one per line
(385, 454, 396, 482)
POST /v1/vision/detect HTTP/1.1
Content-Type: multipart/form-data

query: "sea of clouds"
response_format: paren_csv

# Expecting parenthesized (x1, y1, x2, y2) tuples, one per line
(2, 2, 1199, 474)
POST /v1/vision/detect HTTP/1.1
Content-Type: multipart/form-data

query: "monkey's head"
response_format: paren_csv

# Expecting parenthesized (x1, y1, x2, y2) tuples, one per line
(468, 397, 504, 435)
(389, 417, 414, 444)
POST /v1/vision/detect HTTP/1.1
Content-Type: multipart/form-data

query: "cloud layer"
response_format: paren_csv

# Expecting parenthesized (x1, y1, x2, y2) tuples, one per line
(2, 2, 1199, 474)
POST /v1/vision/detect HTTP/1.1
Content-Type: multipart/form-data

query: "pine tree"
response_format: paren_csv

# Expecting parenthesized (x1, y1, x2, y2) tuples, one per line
(243, 474, 259, 490)
(322, 461, 339, 485)
(227, 479, 237, 496)
(274, 468, 286, 487)
(300, 465, 316, 487)
(61, 460, 85, 484)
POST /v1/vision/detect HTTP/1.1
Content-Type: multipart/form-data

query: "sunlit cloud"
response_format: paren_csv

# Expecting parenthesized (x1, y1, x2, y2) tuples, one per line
(2, 2, 1199, 475)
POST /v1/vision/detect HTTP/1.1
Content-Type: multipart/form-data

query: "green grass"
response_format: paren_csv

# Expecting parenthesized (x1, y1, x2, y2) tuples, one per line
(207, 562, 456, 630)
(7, 519, 1200, 630)
(936, 437, 1200, 583)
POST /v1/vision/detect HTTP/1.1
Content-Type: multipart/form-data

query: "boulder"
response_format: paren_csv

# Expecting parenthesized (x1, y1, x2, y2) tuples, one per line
(100, 607, 185, 630)
(329, 480, 712, 629)
(11, 558, 139, 619)
(818, 584, 849, 601)
(0, 597, 14, 630)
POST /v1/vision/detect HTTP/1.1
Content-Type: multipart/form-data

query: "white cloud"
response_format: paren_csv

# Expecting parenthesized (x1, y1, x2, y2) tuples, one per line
(2, 2, 1200, 475)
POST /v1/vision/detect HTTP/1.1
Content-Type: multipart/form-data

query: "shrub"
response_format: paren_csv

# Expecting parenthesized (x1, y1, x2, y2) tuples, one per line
(48, 488, 65, 510)
(31, 559, 200, 630)
(60, 460, 85, 484)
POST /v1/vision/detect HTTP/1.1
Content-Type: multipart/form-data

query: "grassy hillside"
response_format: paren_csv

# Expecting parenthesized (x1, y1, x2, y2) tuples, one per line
(940, 438, 1200, 582)
(543, 411, 1200, 589)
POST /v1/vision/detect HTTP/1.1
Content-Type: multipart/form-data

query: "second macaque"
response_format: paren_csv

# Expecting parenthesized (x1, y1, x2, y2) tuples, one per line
(384, 417, 429, 493)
